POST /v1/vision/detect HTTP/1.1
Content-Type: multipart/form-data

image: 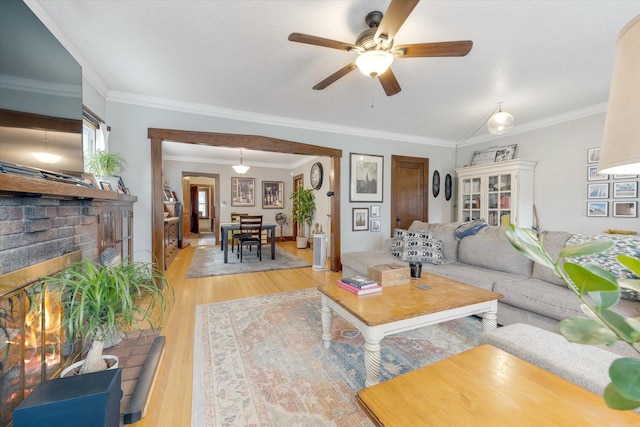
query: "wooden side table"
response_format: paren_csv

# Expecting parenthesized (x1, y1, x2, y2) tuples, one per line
(357, 345, 640, 426)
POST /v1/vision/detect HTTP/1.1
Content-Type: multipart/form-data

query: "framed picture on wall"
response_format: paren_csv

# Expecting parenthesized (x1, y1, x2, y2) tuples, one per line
(613, 181, 638, 198)
(370, 205, 381, 218)
(587, 147, 600, 164)
(231, 177, 255, 207)
(587, 166, 608, 181)
(587, 201, 608, 217)
(370, 219, 381, 232)
(262, 181, 284, 209)
(587, 183, 608, 199)
(350, 153, 383, 202)
(352, 207, 369, 231)
(613, 201, 637, 218)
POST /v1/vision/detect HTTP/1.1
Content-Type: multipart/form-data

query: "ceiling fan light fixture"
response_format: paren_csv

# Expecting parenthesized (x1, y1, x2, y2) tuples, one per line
(356, 50, 393, 77)
(487, 104, 515, 135)
(232, 148, 250, 174)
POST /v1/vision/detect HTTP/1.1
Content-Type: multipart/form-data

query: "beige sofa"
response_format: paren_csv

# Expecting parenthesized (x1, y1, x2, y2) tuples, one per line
(341, 221, 640, 358)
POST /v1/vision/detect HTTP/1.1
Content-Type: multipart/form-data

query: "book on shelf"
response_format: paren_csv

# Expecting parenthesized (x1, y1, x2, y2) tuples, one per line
(335, 280, 382, 295)
(340, 275, 378, 288)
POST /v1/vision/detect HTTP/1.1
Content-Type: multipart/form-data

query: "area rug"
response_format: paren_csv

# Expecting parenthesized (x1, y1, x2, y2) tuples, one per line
(192, 288, 483, 426)
(186, 245, 310, 278)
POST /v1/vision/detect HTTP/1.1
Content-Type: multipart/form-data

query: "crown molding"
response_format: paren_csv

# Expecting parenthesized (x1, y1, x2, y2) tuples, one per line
(106, 90, 454, 147)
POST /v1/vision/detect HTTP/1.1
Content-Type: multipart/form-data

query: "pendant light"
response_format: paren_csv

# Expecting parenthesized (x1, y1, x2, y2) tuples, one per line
(487, 103, 515, 135)
(232, 148, 250, 174)
(32, 130, 61, 164)
(597, 14, 640, 174)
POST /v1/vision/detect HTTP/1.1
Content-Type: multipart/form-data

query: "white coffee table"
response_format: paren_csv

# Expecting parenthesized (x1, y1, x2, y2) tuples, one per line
(318, 273, 503, 387)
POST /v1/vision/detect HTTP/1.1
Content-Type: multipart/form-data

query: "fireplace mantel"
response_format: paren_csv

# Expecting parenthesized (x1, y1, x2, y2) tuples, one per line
(0, 173, 137, 202)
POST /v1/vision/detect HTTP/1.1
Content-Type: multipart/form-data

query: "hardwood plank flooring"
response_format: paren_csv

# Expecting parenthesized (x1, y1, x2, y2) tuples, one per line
(136, 242, 342, 426)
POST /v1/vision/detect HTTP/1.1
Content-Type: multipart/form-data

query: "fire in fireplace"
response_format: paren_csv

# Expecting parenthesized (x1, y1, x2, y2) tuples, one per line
(0, 251, 81, 427)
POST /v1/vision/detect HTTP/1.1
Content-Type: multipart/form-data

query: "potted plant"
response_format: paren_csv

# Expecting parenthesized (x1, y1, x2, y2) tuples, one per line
(506, 225, 640, 410)
(43, 257, 172, 376)
(289, 186, 316, 249)
(85, 150, 127, 191)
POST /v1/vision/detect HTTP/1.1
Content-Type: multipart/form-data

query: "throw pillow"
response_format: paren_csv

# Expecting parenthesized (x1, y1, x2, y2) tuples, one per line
(454, 218, 488, 241)
(565, 234, 640, 301)
(400, 232, 444, 265)
(390, 229, 408, 258)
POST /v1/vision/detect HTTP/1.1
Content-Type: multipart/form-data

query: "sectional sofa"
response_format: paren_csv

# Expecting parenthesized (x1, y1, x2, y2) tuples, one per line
(341, 221, 640, 359)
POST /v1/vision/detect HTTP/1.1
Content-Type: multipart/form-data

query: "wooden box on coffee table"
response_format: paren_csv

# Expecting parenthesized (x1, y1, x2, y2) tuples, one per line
(367, 263, 410, 287)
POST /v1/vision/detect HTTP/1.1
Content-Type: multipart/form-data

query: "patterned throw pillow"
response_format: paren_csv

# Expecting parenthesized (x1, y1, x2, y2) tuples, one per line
(400, 232, 444, 265)
(565, 234, 640, 301)
(391, 229, 408, 258)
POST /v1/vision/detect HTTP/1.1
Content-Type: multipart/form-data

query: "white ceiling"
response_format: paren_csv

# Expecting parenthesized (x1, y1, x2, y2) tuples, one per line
(28, 0, 640, 166)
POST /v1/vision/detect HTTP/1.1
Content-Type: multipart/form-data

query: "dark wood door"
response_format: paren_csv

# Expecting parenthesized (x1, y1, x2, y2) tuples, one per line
(190, 185, 199, 233)
(391, 155, 429, 233)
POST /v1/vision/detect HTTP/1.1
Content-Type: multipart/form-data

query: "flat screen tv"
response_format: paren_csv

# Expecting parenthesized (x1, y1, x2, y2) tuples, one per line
(0, 0, 84, 173)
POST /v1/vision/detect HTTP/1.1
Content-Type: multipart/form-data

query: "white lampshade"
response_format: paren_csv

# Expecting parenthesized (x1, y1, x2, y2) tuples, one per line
(597, 14, 640, 175)
(356, 50, 393, 77)
(232, 164, 250, 174)
(487, 109, 515, 135)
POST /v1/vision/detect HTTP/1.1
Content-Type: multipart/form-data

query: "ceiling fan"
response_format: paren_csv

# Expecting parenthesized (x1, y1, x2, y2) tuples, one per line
(288, 0, 473, 96)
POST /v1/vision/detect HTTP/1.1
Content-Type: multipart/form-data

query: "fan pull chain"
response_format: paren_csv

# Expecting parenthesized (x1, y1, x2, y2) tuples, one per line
(370, 77, 375, 109)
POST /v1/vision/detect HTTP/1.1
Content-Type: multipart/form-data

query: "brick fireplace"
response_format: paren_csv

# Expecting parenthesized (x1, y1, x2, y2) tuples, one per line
(0, 177, 137, 426)
(0, 251, 81, 425)
(0, 197, 99, 276)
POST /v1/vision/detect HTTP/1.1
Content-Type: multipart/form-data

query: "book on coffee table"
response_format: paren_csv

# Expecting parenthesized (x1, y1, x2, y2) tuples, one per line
(340, 275, 378, 288)
(335, 279, 382, 295)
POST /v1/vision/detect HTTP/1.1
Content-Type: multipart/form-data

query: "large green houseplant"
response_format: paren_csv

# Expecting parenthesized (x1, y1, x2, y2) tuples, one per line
(289, 186, 316, 249)
(45, 257, 172, 375)
(506, 225, 640, 410)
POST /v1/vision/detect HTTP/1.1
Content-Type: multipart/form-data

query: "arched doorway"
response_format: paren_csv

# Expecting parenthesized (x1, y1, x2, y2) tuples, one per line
(148, 129, 342, 272)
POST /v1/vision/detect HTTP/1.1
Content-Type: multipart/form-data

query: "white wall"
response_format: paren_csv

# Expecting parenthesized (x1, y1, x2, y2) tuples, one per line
(105, 101, 457, 261)
(456, 113, 640, 235)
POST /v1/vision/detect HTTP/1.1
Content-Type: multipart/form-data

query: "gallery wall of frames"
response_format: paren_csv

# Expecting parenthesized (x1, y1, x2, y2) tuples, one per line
(586, 147, 638, 218)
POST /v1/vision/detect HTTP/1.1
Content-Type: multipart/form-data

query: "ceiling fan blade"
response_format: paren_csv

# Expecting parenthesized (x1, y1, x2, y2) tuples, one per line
(393, 41, 473, 57)
(378, 68, 401, 96)
(375, 0, 420, 44)
(288, 32, 357, 52)
(313, 63, 358, 90)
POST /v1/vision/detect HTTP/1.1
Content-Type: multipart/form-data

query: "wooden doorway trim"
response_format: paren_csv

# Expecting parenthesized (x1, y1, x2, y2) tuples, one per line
(291, 174, 303, 241)
(149, 129, 342, 272)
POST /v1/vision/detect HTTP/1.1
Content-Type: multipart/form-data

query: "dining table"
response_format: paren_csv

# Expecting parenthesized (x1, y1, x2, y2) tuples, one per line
(219, 222, 277, 263)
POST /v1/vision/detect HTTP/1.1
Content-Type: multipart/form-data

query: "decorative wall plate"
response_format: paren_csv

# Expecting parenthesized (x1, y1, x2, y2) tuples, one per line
(445, 173, 452, 201)
(432, 170, 440, 197)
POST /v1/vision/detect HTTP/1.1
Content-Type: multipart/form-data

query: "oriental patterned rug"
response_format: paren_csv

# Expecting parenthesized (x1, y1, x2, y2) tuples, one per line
(186, 245, 310, 278)
(191, 288, 482, 426)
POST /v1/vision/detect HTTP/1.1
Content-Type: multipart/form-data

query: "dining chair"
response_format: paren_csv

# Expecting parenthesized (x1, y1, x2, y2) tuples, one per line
(238, 215, 263, 262)
(230, 212, 247, 253)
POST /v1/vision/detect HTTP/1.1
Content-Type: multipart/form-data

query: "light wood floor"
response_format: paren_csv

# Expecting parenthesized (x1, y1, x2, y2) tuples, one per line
(136, 242, 342, 426)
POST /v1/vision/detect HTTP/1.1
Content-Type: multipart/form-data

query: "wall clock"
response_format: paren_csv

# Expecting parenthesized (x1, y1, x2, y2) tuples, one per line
(310, 162, 323, 190)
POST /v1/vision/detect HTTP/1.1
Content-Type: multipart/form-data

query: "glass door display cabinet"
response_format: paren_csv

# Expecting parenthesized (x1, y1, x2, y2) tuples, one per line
(455, 159, 537, 228)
